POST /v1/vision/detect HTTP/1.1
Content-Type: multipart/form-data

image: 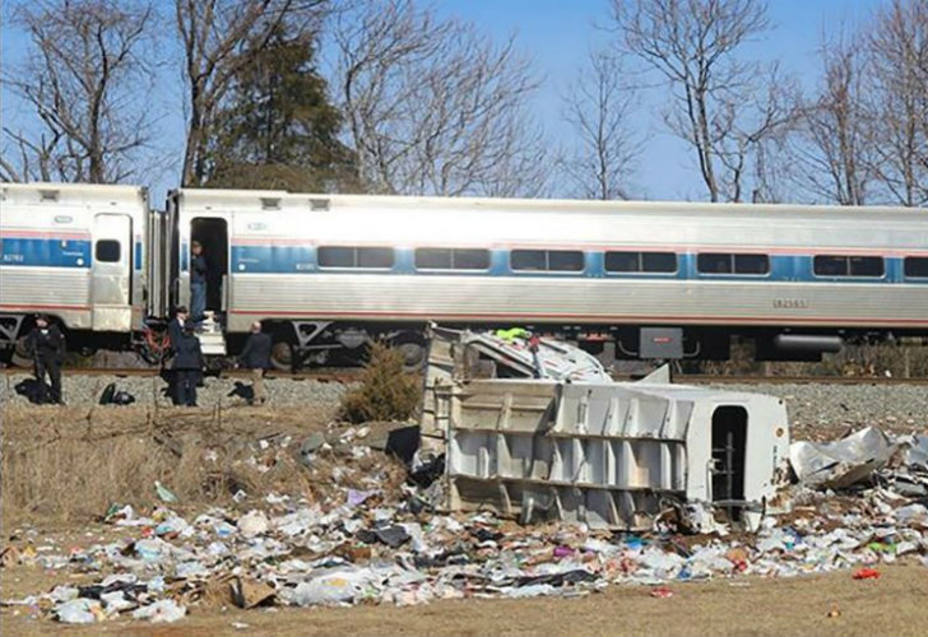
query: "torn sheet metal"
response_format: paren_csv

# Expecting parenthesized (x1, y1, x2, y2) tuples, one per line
(788, 427, 898, 489)
(444, 378, 790, 531)
(420, 325, 610, 447)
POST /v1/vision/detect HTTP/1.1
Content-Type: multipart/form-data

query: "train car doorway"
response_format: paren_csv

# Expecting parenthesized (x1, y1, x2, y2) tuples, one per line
(91, 213, 133, 331)
(190, 217, 228, 316)
(711, 405, 747, 522)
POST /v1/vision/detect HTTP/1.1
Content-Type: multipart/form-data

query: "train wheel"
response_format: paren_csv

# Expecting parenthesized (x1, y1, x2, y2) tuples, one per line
(392, 333, 427, 373)
(11, 335, 32, 368)
(270, 340, 294, 372)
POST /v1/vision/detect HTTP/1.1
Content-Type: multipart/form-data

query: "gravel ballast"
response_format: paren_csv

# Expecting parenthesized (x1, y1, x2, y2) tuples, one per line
(2, 373, 924, 441)
(700, 381, 927, 439)
(0, 372, 348, 410)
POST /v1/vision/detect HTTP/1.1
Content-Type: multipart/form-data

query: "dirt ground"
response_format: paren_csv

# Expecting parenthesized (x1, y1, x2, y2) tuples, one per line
(1, 563, 925, 637)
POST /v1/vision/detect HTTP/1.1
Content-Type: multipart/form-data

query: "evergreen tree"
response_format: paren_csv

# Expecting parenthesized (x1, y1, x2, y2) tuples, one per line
(205, 24, 357, 192)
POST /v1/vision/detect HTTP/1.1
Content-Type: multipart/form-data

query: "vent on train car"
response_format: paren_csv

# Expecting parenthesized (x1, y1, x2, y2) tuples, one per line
(310, 198, 330, 211)
(39, 189, 60, 202)
(260, 197, 281, 210)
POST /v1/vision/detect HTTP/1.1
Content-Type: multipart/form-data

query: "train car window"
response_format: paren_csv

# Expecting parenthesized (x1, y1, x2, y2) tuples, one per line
(511, 249, 583, 272)
(548, 250, 584, 271)
(849, 256, 883, 277)
(453, 249, 490, 269)
(904, 257, 928, 277)
(318, 246, 394, 268)
(642, 251, 677, 272)
(415, 248, 490, 270)
(357, 247, 394, 268)
(95, 240, 121, 263)
(813, 255, 846, 276)
(734, 254, 769, 274)
(697, 253, 732, 274)
(605, 251, 677, 273)
(604, 251, 638, 272)
(814, 255, 884, 277)
(511, 250, 547, 271)
(317, 246, 354, 268)
(415, 248, 452, 269)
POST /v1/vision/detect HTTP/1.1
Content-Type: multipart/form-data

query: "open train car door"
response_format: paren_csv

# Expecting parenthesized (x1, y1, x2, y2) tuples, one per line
(91, 213, 133, 331)
(187, 217, 229, 316)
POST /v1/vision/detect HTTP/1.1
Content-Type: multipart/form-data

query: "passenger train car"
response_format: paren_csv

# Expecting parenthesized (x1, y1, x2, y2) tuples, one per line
(2, 182, 927, 368)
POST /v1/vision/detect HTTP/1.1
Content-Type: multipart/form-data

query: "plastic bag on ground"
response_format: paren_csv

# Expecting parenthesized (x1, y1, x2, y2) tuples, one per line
(56, 599, 103, 624)
(131, 599, 186, 622)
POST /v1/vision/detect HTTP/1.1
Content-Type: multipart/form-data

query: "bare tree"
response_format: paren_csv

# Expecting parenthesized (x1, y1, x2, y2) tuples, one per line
(329, 0, 547, 197)
(1, 0, 155, 183)
(867, 0, 928, 206)
(174, 0, 327, 186)
(613, 0, 795, 202)
(559, 50, 642, 200)
(786, 30, 876, 205)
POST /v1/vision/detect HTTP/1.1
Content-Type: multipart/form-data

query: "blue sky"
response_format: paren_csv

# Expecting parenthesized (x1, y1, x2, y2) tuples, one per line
(1, 0, 884, 203)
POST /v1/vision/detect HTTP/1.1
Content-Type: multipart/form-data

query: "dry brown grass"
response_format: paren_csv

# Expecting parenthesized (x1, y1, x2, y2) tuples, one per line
(0, 403, 348, 527)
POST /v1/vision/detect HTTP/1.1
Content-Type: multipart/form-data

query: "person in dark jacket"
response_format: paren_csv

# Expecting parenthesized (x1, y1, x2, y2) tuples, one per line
(168, 305, 188, 349)
(26, 315, 66, 404)
(236, 321, 271, 405)
(165, 306, 188, 405)
(172, 324, 204, 407)
(190, 241, 207, 324)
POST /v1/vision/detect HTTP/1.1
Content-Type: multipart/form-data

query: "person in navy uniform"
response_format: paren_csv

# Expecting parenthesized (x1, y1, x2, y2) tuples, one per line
(168, 305, 188, 349)
(26, 314, 66, 404)
(172, 323, 204, 407)
(236, 321, 272, 405)
(190, 240, 207, 324)
(165, 306, 188, 405)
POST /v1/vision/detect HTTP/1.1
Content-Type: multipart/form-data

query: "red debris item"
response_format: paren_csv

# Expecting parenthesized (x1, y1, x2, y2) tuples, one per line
(852, 568, 881, 580)
(650, 586, 674, 598)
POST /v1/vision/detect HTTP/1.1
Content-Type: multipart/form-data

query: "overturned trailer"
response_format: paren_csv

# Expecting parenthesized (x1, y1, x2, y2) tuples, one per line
(420, 327, 790, 530)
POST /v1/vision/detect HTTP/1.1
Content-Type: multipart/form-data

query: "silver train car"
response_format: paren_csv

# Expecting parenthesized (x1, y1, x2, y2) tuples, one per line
(0, 183, 154, 360)
(3, 182, 927, 367)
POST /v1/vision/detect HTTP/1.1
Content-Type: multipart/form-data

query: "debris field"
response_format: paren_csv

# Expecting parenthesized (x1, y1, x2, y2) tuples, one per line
(2, 422, 927, 627)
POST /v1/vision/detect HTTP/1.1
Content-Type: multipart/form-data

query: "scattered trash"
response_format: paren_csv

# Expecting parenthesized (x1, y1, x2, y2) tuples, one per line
(131, 599, 186, 623)
(790, 427, 896, 488)
(154, 481, 178, 504)
(237, 510, 269, 538)
(852, 568, 881, 580)
(99, 383, 136, 405)
(3, 420, 928, 630)
(231, 577, 275, 609)
(827, 603, 841, 618)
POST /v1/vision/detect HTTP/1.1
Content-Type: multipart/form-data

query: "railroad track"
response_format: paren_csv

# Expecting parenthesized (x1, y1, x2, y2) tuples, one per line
(2, 366, 925, 385)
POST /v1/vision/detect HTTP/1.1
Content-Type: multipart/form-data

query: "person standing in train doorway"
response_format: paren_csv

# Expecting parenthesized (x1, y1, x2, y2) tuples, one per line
(190, 240, 208, 325)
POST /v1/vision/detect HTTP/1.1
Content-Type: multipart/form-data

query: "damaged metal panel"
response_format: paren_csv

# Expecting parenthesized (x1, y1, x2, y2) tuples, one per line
(420, 325, 610, 447)
(789, 427, 898, 489)
(444, 378, 789, 531)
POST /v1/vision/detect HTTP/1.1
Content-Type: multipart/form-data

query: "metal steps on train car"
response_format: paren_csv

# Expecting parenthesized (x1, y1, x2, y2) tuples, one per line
(195, 313, 226, 356)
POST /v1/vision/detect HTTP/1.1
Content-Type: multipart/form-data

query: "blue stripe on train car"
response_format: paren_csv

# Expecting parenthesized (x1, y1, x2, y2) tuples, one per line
(0, 237, 91, 268)
(135, 242, 143, 270)
(232, 245, 315, 273)
(225, 242, 919, 284)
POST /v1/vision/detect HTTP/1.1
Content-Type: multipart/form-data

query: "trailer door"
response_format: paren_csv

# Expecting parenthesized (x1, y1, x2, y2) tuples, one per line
(91, 213, 132, 331)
